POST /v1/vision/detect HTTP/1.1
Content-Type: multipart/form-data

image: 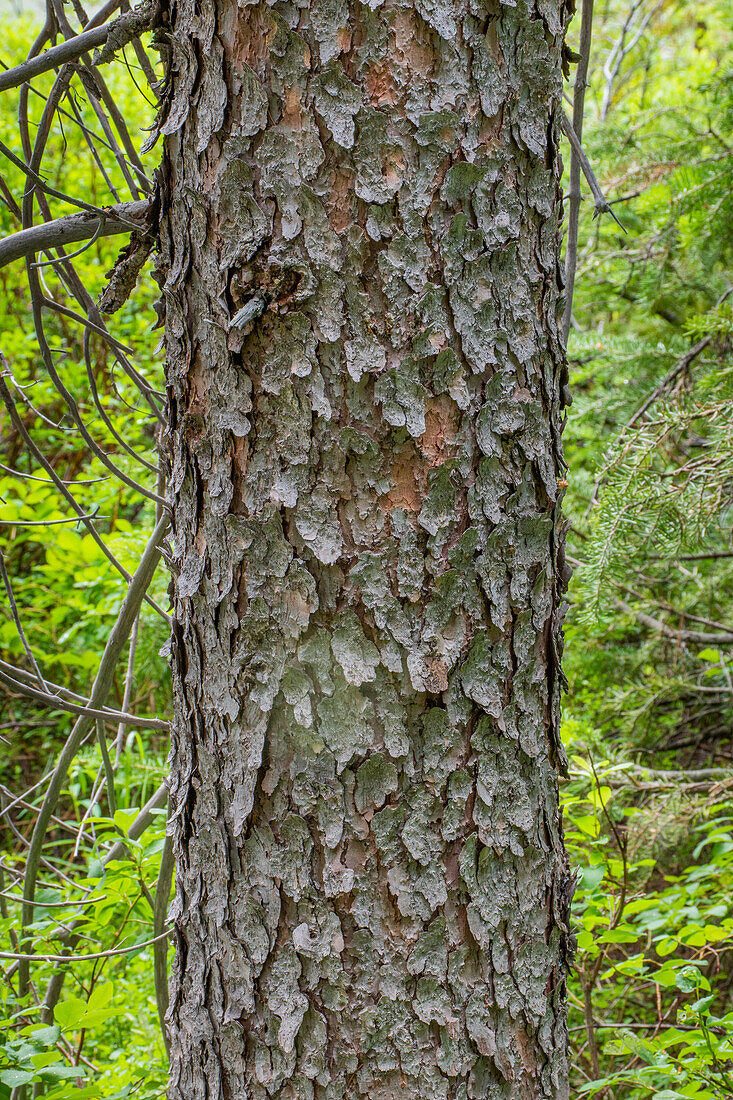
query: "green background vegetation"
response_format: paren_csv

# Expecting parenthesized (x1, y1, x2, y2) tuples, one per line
(0, 1, 732, 1096)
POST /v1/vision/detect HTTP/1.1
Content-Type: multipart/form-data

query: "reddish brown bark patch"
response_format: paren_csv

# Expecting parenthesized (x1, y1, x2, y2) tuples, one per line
(419, 395, 460, 466)
(381, 444, 427, 514)
(326, 167, 355, 234)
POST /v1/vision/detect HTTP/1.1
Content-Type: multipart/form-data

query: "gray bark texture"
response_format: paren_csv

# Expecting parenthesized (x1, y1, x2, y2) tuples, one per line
(157, 0, 574, 1095)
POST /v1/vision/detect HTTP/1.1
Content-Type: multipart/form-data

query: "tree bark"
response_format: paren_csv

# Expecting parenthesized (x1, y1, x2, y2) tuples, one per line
(158, 0, 574, 1095)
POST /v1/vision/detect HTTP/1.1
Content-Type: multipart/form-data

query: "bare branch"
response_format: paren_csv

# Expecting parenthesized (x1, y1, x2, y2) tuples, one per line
(116, 614, 140, 762)
(0, 665, 169, 730)
(0, 658, 131, 708)
(0, 25, 109, 94)
(600, 0, 665, 121)
(562, 0, 594, 348)
(624, 286, 733, 431)
(103, 779, 168, 864)
(0, 0, 157, 95)
(0, 199, 150, 269)
(96, 717, 118, 815)
(0, 928, 172, 964)
(650, 550, 733, 562)
(0, 547, 49, 693)
(0, 888, 107, 908)
(613, 598, 733, 646)
(619, 765, 732, 783)
(0, 135, 142, 220)
(560, 112, 626, 231)
(18, 513, 169, 994)
(0, 462, 106, 485)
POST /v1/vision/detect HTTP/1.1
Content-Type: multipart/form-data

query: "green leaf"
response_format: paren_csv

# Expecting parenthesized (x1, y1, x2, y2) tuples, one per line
(38, 1065, 82, 1080)
(580, 866, 605, 890)
(574, 815, 601, 838)
(113, 808, 140, 835)
(702, 924, 729, 942)
(597, 927, 639, 944)
(43, 1087, 103, 1100)
(675, 967, 702, 993)
(87, 982, 114, 1011)
(0, 1070, 35, 1088)
(656, 936, 679, 957)
(54, 996, 88, 1030)
(86, 859, 104, 881)
(576, 929, 595, 951)
(20, 1025, 60, 1045)
(30, 1053, 65, 1071)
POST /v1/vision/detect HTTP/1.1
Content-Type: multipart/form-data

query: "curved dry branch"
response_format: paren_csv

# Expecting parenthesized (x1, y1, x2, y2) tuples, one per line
(18, 513, 169, 994)
(0, 0, 157, 95)
(0, 665, 170, 730)
(0, 199, 151, 269)
(0, 24, 110, 94)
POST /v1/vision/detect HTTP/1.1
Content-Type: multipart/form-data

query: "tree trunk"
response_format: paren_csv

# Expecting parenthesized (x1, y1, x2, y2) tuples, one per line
(158, 0, 573, 1094)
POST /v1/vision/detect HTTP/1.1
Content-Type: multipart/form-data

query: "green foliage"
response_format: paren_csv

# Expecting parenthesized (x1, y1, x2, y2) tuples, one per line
(563, 734, 733, 1096)
(0, 742, 170, 1097)
(576, 354, 733, 622)
(0, 14, 170, 1097)
(561, 1, 733, 1093)
(565, 1, 733, 748)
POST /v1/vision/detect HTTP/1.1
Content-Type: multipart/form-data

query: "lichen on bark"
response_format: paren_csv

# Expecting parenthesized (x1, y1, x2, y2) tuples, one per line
(158, 0, 574, 1095)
